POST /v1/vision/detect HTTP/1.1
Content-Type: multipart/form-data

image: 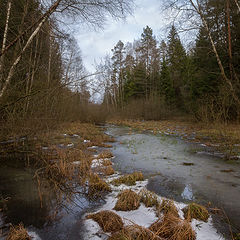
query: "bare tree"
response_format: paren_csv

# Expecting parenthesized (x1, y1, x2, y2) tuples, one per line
(0, 0, 133, 100)
(0, 0, 12, 85)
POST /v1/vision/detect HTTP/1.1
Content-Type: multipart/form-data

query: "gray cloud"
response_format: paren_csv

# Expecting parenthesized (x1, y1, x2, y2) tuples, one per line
(75, 0, 170, 72)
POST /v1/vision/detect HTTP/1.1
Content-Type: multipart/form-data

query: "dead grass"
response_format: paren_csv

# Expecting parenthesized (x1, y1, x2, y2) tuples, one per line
(102, 159, 113, 166)
(109, 225, 163, 240)
(88, 173, 111, 197)
(114, 189, 140, 211)
(86, 210, 123, 233)
(111, 172, 144, 186)
(156, 199, 179, 218)
(149, 214, 196, 240)
(104, 166, 115, 176)
(98, 150, 114, 159)
(139, 189, 159, 208)
(6, 223, 31, 240)
(182, 203, 209, 222)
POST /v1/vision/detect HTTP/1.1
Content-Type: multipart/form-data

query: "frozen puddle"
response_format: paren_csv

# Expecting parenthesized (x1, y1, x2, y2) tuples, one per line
(82, 176, 224, 240)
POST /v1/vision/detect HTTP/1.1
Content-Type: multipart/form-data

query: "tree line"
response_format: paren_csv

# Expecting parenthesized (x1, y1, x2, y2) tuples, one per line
(99, 0, 240, 121)
(0, 0, 133, 136)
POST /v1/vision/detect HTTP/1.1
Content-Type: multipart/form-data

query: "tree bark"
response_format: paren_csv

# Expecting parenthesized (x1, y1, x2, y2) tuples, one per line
(0, 0, 12, 84)
(234, 0, 240, 12)
(189, 0, 240, 106)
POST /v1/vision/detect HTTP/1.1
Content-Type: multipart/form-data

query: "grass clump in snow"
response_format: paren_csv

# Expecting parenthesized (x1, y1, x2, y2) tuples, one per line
(139, 189, 159, 208)
(88, 173, 111, 197)
(111, 172, 144, 186)
(109, 225, 162, 240)
(6, 223, 31, 240)
(104, 166, 115, 176)
(149, 214, 196, 240)
(98, 150, 114, 159)
(182, 203, 209, 222)
(86, 210, 123, 233)
(156, 199, 179, 218)
(102, 159, 113, 166)
(114, 189, 140, 211)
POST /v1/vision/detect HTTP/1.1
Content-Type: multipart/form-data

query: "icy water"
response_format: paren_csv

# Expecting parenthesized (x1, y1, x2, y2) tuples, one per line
(106, 125, 240, 237)
(0, 125, 240, 239)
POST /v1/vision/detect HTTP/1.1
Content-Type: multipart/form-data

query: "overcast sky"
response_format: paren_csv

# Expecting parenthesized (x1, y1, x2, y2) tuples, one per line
(74, 0, 172, 73)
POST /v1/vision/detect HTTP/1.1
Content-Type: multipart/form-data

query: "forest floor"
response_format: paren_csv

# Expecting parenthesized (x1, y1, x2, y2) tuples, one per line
(108, 119, 240, 161)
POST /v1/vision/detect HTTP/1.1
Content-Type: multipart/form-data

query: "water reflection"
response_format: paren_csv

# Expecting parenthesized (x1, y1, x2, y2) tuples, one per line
(181, 184, 194, 200)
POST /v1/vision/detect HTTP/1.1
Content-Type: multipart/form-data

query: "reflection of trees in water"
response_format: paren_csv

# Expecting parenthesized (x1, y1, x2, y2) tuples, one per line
(0, 168, 54, 228)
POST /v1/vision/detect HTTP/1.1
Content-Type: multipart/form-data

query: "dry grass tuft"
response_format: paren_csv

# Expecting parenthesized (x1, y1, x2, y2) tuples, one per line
(98, 150, 114, 159)
(102, 159, 113, 166)
(149, 214, 196, 240)
(86, 210, 123, 233)
(156, 199, 179, 218)
(114, 189, 140, 211)
(6, 223, 31, 240)
(182, 203, 209, 222)
(104, 166, 115, 176)
(139, 189, 159, 208)
(109, 225, 163, 240)
(88, 173, 111, 197)
(111, 172, 144, 186)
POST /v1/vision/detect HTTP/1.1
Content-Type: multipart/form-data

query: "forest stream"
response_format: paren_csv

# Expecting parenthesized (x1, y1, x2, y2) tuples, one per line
(0, 125, 240, 240)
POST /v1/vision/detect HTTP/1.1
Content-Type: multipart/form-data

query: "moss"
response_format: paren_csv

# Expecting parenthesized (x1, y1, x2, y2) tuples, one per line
(111, 172, 144, 186)
(86, 210, 123, 233)
(139, 189, 159, 208)
(114, 189, 140, 211)
(156, 199, 179, 218)
(182, 203, 209, 222)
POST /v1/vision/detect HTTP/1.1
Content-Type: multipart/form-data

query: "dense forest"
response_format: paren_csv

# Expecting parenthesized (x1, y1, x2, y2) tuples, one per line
(98, 0, 240, 122)
(0, 0, 240, 138)
(0, 0, 132, 138)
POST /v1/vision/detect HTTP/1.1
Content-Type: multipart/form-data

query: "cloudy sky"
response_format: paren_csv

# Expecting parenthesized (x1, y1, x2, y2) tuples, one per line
(74, 0, 172, 73)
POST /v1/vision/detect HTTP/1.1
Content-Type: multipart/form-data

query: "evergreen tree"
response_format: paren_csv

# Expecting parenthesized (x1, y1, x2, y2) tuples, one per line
(167, 25, 187, 107)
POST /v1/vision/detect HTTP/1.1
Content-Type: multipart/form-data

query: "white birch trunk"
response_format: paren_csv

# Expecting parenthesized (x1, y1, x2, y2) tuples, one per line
(0, 1, 12, 84)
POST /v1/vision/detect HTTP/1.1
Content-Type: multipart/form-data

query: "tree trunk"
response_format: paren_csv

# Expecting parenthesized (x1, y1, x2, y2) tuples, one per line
(189, 0, 240, 106)
(0, 0, 12, 85)
(0, 0, 62, 99)
(234, 0, 240, 12)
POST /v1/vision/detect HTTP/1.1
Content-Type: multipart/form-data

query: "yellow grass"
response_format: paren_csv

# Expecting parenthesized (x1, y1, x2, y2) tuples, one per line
(139, 189, 159, 208)
(182, 203, 209, 222)
(149, 214, 196, 240)
(109, 225, 162, 240)
(114, 189, 140, 211)
(156, 199, 179, 218)
(86, 210, 123, 233)
(111, 172, 144, 186)
(88, 173, 111, 197)
(104, 166, 115, 176)
(6, 223, 31, 240)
